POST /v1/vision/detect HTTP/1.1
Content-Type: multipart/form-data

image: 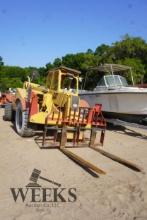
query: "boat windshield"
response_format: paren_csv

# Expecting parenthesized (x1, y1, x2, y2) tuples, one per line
(97, 75, 128, 87)
(105, 75, 128, 87)
(95, 75, 128, 90)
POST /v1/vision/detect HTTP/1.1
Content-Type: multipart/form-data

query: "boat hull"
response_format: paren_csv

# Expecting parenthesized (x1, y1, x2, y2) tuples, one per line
(80, 91, 147, 124)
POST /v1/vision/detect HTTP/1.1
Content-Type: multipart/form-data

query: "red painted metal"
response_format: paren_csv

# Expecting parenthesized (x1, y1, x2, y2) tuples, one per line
(29, 92, 39, 117)
(44, 104, 106, 129)
(0, 93, 15, 106)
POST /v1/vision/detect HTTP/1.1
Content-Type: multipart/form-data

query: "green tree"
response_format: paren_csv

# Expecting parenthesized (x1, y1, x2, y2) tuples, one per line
(117, 58, 145, 84)
(86, 49, 93, 54)
(1, 34, 147, 91)
(95, 44, 110, 56)
(46, 62, 53, 71)
(0, 56, 4, 66)
(111, 35, 147, 62)
(53, 58, 62, 67)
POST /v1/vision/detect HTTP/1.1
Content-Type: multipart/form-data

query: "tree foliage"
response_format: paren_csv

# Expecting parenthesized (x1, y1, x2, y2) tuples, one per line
(1, 35, 147, 91)
(0, 56, 4, 66)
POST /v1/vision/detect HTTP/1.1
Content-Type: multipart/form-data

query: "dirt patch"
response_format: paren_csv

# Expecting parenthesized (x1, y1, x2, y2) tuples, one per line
(0, 108, 147, 220)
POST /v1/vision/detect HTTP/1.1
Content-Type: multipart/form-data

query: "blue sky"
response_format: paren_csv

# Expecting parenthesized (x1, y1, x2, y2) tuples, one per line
(0, 0, 147, 67)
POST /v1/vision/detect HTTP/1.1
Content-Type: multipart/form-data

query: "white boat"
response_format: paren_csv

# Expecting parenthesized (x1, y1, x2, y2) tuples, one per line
(79, 64, 147, 124)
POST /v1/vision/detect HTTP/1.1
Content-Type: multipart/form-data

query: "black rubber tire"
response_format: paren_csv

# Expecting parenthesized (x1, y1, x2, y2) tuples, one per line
(15, 101, 34, 137)
(141, 117, 147, 125)
(4, 103, 13, 121)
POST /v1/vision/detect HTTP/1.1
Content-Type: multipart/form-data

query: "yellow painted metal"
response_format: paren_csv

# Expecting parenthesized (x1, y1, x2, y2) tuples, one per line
(53, 91, 68, 107)
(42, 93, 53, 113)
(23, 81, 46, 94)
(15, 66, 92, 138)
(30, 110, 92, 131)
(13, 88, 27, 109)
(66, 131, 84, 140)
(30, 112, 61, 124)
(16, 88, 27, 99)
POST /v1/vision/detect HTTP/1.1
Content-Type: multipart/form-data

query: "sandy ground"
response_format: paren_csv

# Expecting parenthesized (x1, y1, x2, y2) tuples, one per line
(0, 108, 147, 220)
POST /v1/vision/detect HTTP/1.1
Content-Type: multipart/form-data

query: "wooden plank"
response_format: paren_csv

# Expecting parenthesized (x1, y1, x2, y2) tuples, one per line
(90, 147, 143, 172)
(60, 148, 106, 175)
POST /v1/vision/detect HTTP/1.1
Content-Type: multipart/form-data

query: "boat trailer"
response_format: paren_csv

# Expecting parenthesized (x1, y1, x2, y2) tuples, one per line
(106, 118, 147, 130)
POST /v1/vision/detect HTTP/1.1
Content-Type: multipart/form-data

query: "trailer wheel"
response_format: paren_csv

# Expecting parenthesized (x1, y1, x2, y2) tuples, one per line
(15, 101, 34, 137)
(4, 103, 13, 121)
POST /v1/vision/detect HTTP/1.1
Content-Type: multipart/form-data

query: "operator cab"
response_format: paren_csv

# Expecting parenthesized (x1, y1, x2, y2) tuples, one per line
(46, 66, 80, 94)
(61, 73, 77, 93)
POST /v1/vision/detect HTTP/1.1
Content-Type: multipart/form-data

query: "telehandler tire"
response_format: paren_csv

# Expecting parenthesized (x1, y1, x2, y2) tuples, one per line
(4, 103, 13, 121)
(15, 101, 34, 137)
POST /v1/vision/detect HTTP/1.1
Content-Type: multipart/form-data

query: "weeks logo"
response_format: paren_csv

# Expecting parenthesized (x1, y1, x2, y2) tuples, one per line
(10, 169, 77, 208)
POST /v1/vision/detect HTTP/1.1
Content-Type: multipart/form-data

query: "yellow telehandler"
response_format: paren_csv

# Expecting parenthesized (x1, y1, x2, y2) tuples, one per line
(4, 66, 142, 175)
